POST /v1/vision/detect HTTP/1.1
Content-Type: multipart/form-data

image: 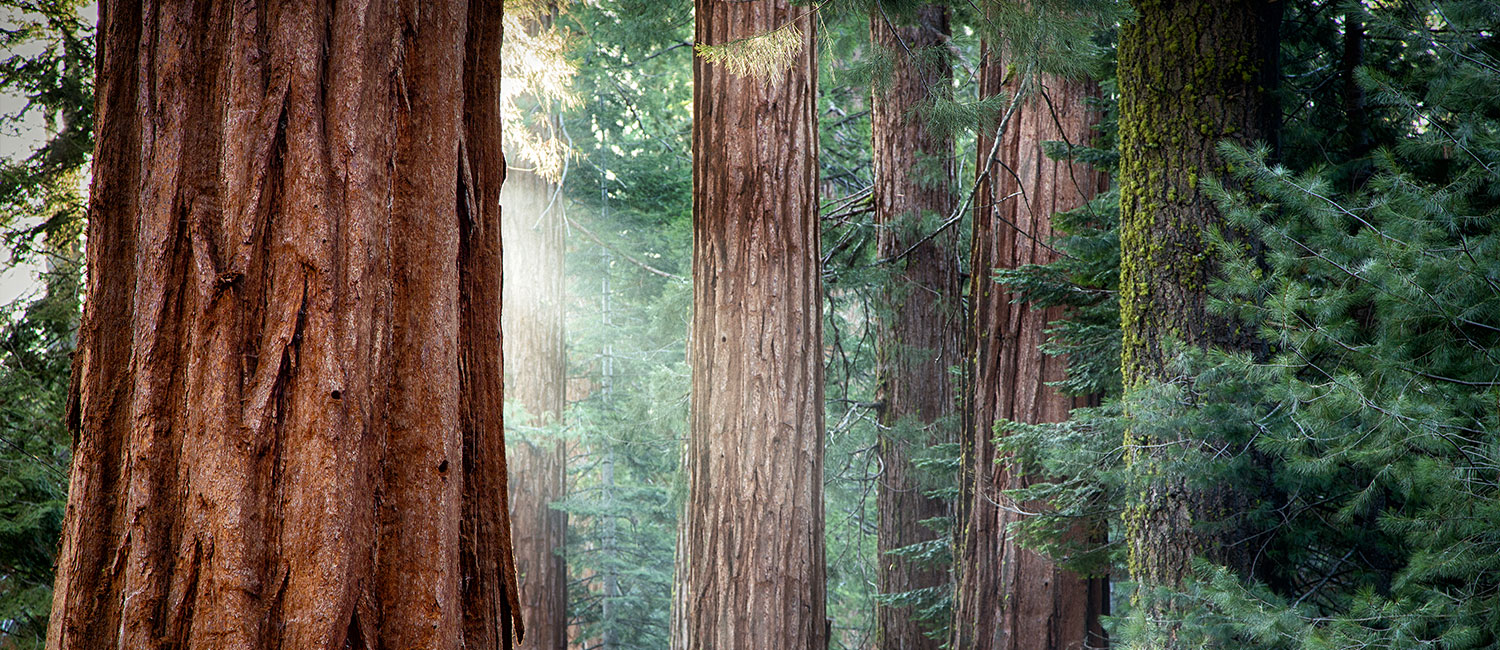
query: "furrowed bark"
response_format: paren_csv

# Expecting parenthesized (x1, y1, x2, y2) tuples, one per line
(869, 7, 958, 650)
(952, 47, 1110, 650)
(1117, 0, 1281, 647)
(502, 168, 569, 650)
(671, 0, 826, 647)
(47, 2, 522, 649)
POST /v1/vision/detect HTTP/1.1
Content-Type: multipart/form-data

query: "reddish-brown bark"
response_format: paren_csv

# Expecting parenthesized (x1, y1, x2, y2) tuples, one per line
(502, 168, 569, 650)
(671, 1, 825, 648)
(952, 47, 1109, 650)
(46, 2, 521, 649)
(869, 7, 958, 650)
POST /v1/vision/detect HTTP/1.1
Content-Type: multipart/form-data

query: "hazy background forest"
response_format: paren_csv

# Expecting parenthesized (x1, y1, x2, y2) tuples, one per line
(2, 0, 1498, 649)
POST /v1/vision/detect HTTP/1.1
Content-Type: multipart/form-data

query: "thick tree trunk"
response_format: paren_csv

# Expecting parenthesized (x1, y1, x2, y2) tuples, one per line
(869, 7, 958, 650)
(503, 168, 568, 650)
(671, 1, 825, 648)
(46, 2, 522, 649)
(952, 47, 1110, 650)
(1117, 0, 1280, 647)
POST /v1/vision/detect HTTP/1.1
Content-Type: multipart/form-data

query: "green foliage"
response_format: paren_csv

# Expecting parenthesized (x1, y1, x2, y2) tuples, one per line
(695, 20, 806, 82)
(0, 273, 73, 649)
(0, 3, 90, 647)
(1002, 1, 1500, 648)
(549, 2, 695, 645)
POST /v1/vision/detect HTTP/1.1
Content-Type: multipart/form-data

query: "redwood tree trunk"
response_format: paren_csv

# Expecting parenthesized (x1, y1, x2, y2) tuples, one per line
(952, 48, 1110, 650)
(1117, 1, 1280, 647)
(46, 2, 522, 649)
(671, 1, 825, 648)
(502, 168, 568, 650)
(869, 7, 958, 650)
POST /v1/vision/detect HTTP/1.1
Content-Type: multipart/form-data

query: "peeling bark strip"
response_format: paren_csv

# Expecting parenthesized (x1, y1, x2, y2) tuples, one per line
(671, 0, 825, 648)
(502, 169, 569, 650)
(952, 48, 1109, 650)
(869, 7, 958, 650)
(46, 2, 522, 649)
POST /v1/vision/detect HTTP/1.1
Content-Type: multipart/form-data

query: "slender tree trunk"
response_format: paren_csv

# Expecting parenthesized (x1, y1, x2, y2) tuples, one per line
(953, 44, 1111, 650)
(503, 168, 568, 650)
(869, 7, 958, 650)
(46, 2, 522, 649)
(1117, 1, 1281, 647)
(671, 1, 824, 648)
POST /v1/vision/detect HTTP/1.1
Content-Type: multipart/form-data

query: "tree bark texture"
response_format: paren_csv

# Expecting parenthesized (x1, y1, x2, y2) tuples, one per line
(46, 2, 522, 649)
(869, 7, 958, 650)
(502, 168, 568, 650)
(952, 47, 1110, 650)
(1117, 0, 1280, 646)
(672, 1, 825, 648)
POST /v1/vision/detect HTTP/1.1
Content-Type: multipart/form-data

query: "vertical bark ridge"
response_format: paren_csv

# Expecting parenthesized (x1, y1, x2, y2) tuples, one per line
(954, 46, 1110, 650)
(673, 1, 825, 648)
(46, 2, 522, 649)
(47, 2, 141, 643)
(463, 2, 525, 646)
(869, 7, 958, 650)
(380, 2, 469, 646)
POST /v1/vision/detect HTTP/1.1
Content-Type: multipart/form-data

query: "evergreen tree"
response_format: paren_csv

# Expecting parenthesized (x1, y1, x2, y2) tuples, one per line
(673, 0, 826, 646)
(501, 4, 575, 647)
(868, 5, 959, 649)
(0, 2, 91, 647)
(1004, 2, 1500, 649)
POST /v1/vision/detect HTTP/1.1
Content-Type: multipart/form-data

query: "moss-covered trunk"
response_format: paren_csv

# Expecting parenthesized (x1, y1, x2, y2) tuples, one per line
(1117, 0, 1281, 646)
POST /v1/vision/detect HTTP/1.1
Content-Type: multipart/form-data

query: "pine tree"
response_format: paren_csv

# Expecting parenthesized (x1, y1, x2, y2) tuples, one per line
(548, 2, 694, 645)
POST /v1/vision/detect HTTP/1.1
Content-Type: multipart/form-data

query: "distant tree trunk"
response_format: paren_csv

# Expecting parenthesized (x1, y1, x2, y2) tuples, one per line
(503, 168, 568, 650)
(46, 2, 522, 649)
(952, 46, 1111, 650)
(1117, 0, 1280, 647)
(869, 7, 958, 650)
(671, 0, 825, 648)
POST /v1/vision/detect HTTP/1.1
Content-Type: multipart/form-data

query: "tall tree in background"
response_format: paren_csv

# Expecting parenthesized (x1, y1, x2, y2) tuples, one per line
(501, 4, 572, 647)
(868, 6, 957, 649)
(502, 168, 567, 650)
(1116, 0, 1280, 646)
(45, 2, 522, 648)
(672, 0, 825, 647)
(953, 43, 1110, 650)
